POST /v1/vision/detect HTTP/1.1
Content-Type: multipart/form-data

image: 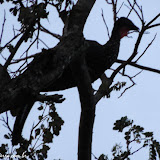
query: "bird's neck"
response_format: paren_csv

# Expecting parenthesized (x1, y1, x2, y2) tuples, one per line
(110, 28, 121, 42)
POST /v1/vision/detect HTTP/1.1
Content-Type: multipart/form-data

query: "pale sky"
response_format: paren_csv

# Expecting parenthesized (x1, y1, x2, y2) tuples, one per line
(0, 0, 160, 159)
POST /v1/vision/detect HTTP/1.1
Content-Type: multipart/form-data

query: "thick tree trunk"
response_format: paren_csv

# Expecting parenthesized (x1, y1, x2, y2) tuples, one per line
(0, 0, 96, 113)
(71, 51, 95, 160)
(0, 0, 97, 159)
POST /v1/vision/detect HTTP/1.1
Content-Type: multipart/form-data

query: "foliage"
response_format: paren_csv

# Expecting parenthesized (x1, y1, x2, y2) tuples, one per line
(0, 102, 64, 160)
(98, 116, 160, 160)
(0, 0, 160, 160)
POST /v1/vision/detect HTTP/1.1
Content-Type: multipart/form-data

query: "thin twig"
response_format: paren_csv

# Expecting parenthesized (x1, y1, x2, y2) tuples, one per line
(106, 0, 112, 4)
(135, 1, 144, 22)
(4, 31, 28, 69)
(36, 22, 40, 49)
(20, 37, 38, 58)
(0, 32, 22, 53)
(126, 1, 136, 18)
(38, 38, 50, 49)
(101, 9, 110, 38)
(12, 25, 16, 37)
(0, 10, 6, 46)
(5, 112, 12, 133)
(117, 2, 124, 15)
(116, 59, 160, 74)
(110, 28, 145, 80)
(147, 23, 160, 29)
(118, 70, 143, 98)
(11, 53, 39, 64)
(40, 25, 61, 40)
(135, 34, 157, 63)
(4, 20, 37, 69)
(131, 145, 145, 155)
(127, 0, 143, 23)
(91, 153, 98, 159)
(29, 105, 48, 142)
(0, 113, 12, 133)
(146, 13, 160, 27)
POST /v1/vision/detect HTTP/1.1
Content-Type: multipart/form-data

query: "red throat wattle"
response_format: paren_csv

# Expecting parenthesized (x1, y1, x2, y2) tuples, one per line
(120, 27, 129, 39)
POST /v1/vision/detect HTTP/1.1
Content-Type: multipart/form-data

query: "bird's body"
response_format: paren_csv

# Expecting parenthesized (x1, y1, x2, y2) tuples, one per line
(43, 39, 120, 91)
(12, 17, 139, 145)
(43, 17, 139, 92)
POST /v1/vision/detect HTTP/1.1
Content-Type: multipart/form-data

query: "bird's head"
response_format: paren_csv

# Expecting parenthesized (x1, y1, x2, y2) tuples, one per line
(112, 17, 139, 39)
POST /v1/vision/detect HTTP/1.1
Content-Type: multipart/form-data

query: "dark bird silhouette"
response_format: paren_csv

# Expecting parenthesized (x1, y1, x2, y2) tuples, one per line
(43, 17, 139, 91)
(12, 17, 139, 145)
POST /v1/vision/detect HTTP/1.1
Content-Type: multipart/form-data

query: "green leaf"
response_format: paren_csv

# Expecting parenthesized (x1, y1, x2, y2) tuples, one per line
(43, 129, 53, 143)
(0, 144, 8, 154)
(98, 154, 109, 160)
(37, 105, 43, 110)
(143, 132, 153, 138)
(35, 128, 40, 138)
(149, 144, 156, 160)
(4, 134, 10, 139)
(8, 44, 14, 53)
(38, 116, 43, 120)
(113, 116, 132, 132)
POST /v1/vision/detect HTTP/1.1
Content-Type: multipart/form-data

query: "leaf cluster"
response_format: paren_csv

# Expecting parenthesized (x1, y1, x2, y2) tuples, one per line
(10, 2, 48, 41)
(98, 116, 160, 160)
(107, 81, 126, 98)
(0, 102, 64, 160)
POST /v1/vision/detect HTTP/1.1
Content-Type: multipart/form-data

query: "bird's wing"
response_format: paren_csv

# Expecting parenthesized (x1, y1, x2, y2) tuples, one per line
(85, 40, 108, 80)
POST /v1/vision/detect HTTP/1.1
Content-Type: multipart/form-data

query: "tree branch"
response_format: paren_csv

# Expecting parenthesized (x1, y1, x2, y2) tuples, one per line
(0, 0, 96, 118)
(70, 53, 95, 160)
(36, 94, 65, 103)
(146, 13, 160, 27)
(116, 59, 160, 74)
(4, 23, 35, 69)
(40, 25, 61, 40)
(110, 27, 145, 81)
(0, 10, 6, 46)
(135, 34, 157, 62)
(94, 74, 112, 104)
(101, 9, 110, 38)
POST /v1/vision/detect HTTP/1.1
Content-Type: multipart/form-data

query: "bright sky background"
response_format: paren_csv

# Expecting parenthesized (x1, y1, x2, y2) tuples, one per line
(0, 0, 160, 160)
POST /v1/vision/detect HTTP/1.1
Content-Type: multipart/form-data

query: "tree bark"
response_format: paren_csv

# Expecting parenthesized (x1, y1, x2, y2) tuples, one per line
(0, 0, 97, 159)
(0, 0, 96, 113)
(71, 48, 95, 160)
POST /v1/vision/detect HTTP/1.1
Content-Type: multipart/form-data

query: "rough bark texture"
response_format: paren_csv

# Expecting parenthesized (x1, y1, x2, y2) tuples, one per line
(0, 0, 96, 112)
(0, 0, 96, 160)
(71, 53, 95, 160)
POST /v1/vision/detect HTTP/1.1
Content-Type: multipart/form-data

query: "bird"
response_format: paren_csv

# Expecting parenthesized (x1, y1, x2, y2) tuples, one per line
(12, 17, 139, 145)
(42, 17, 139, 91)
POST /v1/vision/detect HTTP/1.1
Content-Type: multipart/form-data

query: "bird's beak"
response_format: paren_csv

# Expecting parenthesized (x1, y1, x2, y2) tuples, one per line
(130, 24, 139, 32)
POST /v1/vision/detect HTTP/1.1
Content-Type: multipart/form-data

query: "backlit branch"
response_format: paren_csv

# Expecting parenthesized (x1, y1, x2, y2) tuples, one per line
(95, 3, 160, 103)
(4, 23, 35, 69)
(117, 2, 124, 15)
(135, 34, 157, 63)
(110, 28, 145, 80)
(40, 25, 62, 40)
(127, 0, 143, 23)
(146, 13, 160, 27)
(116, 59, 160, 74)
(118, 70, 143, 98)
(0, 10, 6, 46)
(101, 9, 110, 38)
(126, 1, 136, 18)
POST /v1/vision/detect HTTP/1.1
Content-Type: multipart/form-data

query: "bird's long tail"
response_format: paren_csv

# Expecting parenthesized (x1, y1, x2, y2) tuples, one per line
(12, 101, 34, 145)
